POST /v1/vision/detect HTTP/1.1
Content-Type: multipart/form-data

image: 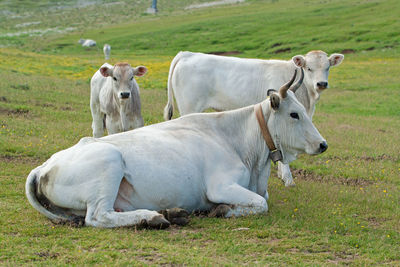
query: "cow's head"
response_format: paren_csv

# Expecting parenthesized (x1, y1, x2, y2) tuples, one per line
(100, 63, 147, 101)
(267, 69, 327, 163)
(292, 50, 343, 93)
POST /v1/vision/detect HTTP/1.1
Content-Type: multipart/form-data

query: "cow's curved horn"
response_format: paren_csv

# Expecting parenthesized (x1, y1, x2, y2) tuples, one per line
(290, 68, 304, 93)
(278, 69, 297, 98)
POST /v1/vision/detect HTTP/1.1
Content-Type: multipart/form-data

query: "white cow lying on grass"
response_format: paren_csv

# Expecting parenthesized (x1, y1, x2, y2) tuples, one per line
(78, 38, 96, 47)
(164, 50, 343, 186)
(90, 62, 147, 137)
(26, 70, 327, 228)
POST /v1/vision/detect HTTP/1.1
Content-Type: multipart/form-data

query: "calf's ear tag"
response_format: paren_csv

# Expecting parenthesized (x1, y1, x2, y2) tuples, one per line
(270, 150, 283, 163)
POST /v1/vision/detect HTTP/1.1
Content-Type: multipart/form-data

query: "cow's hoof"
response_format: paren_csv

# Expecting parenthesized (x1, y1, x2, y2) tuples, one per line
(209, 204, 232, 217)
(284, 179, 296, 187)
(160, 208, 190, 226)
(70, 216, 85, 227)
(145, 215, 171, 229)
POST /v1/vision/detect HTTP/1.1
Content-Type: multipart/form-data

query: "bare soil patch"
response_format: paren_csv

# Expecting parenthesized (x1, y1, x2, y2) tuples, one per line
(34, 251, 60, 259)
(341, 49, 355, 54)
(10, 84, 30, 90)
(271, 42, 282, 48)
(60, 106, 73, 111)
(366, 216, 388, 228)
(207, 51, 241, 56)
(0, 106, 30, 116)
(292, 169, 373, 186)
(34, 101, 56, 108)
(0, 154, 42, 165)
(359, 154, 398, 162)
(327, 154, 398, 162)
(327, 251, 358, 265)
(274, 47, 291, 54)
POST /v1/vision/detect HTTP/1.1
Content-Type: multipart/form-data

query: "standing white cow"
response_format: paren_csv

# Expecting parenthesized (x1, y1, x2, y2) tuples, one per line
(103, 44, 111, 60)
(26, 71, 328, 228)
(90, 62, 147, 137)
(164, 50, 343, 186)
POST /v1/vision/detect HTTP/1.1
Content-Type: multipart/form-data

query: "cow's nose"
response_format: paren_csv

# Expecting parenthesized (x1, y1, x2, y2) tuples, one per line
(319, 141, 328, 153)
(120, 92, 130, 99)
(317, 82, 328, 89)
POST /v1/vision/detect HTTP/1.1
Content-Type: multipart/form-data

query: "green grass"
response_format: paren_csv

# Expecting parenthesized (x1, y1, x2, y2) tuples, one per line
(1, 0, 399, 265)
(16, 0, 400, 58)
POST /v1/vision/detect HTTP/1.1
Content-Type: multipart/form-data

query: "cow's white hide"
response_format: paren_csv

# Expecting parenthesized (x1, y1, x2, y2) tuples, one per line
(164, 50, 343, 186)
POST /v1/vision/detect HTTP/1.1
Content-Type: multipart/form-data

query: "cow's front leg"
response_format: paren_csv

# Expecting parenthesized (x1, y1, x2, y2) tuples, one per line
(207, 183, 268, 218)
(133, 115, 144, 129)
(278, 162, 295, 187)
(105, 116, 120, 135)
(119, 108, 130, 132)
(91, 105, 105, 138)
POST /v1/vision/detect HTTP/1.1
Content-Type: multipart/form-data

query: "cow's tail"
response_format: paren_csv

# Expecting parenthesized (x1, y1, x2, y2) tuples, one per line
(25, 169, 70, 223)
(163, 52, 183, 121)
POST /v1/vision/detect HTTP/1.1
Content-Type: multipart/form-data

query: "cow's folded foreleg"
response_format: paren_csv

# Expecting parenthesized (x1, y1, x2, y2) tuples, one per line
(277, 162, 295, 187)
(207, 183, 268, 218)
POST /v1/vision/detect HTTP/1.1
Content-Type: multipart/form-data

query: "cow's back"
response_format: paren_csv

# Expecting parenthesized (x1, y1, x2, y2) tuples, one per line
(170, 52, 295, 113)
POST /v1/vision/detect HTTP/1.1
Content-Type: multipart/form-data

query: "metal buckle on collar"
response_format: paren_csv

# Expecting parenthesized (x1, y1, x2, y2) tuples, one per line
(270, 149, 283, 163)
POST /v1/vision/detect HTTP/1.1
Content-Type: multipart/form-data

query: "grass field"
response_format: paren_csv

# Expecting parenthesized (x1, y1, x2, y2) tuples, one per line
(1, 0, 399, 265)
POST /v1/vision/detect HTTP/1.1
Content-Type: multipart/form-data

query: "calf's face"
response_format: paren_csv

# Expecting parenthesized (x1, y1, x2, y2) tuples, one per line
(268, 70, 327, 163)
(292, 50, 343, 93)
(100, 63, 147, 101)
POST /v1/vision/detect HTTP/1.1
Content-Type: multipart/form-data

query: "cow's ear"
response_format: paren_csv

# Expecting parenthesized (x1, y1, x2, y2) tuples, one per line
(270, 93, 280, 111)
(329, 53, 344, 67)
(100, 66, 113, 77)
(133, 66, 148, 77)
(267, 89, 277, 96)
(292, 55, 306, 68)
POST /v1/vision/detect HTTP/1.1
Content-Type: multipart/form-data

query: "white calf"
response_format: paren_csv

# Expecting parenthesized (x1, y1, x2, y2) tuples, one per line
(90, 62, 147, 137)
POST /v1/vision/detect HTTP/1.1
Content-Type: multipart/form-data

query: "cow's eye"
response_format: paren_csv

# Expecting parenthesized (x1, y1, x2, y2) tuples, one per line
(113, 77, 117, 81)
(307, 67, 312, 72)
(290, 112, 299, 120)
(130, 76, 134, 81)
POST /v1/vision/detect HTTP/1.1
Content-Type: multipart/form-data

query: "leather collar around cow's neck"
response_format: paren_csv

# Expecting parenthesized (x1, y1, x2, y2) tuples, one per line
(254, 103, 283, 163)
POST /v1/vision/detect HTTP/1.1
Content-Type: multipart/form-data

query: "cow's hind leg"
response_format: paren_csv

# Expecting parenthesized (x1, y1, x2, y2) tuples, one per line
(82, 146, 169, 229)
(277, 162, 295, 187)
(86, 206, 170, 229)
(175, 90, 208, 116)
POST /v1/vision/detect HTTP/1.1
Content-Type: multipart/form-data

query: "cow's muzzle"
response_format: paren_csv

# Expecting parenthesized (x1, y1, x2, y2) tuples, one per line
(120, 92, 130, 99)
(319, 141, 328, 153)
(316, 81, 328, 90)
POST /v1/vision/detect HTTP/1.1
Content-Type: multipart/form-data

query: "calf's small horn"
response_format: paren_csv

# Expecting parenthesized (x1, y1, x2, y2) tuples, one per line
(279, 69, 297, 98)
(290, 68, 304, 93)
